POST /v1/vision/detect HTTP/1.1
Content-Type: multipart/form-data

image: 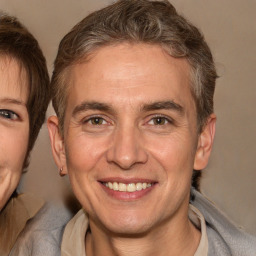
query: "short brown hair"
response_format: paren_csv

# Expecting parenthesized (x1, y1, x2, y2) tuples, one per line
(0, 13, 50, 168)
(51, 0, 218, 189)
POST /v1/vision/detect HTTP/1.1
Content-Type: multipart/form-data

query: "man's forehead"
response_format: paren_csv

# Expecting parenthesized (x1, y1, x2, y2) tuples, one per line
(69, 43, 191, 87)
(65, 43, 195, 115)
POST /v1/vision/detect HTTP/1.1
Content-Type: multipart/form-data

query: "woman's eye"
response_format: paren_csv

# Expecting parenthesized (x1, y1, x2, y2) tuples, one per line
(0, 109, 19, 120)
(149, 117, 169, 125)
(88, 117, 106, 125)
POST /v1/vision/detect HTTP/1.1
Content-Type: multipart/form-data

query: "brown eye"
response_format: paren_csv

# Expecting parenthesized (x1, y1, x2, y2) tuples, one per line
(152, 117, 167, 125)
(90, 117, 105, 125)
(0, 109, 19, 120)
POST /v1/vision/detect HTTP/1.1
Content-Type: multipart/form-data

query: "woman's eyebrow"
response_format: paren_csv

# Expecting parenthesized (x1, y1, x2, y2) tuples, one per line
(0, 97, 26, 106)
(72, 101, 113, 117)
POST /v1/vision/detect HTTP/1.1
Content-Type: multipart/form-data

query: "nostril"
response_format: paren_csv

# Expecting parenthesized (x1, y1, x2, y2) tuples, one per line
(106, 148, 148, 170)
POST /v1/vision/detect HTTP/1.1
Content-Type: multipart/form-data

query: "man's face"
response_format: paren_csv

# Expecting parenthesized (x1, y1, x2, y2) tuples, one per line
(50, 43, 213, 235)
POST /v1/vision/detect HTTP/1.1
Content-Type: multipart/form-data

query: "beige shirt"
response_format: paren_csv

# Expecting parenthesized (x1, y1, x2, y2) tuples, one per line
(61, 204, 208, 256)
(0, 193, 44, 256)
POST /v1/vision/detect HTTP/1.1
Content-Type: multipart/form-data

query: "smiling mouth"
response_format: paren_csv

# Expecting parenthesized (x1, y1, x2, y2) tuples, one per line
(103, 182, 153, 192)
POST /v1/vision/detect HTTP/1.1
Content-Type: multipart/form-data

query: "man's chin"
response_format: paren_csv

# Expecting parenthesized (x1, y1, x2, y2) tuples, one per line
(105, 225, 153, 238)
(92, 214, 154, 237)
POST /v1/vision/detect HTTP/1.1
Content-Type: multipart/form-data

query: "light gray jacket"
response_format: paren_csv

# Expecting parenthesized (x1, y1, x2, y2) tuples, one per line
(191, 188, 256, 255)
(11, 190, 256, 255)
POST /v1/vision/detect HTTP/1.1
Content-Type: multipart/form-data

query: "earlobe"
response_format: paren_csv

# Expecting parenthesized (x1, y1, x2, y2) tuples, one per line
(47, 116, 68, 175)
(193, 114, 216, 170)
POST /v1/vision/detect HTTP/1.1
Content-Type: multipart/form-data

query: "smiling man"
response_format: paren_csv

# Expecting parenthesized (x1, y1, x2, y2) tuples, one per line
(46, 0, 256, 255)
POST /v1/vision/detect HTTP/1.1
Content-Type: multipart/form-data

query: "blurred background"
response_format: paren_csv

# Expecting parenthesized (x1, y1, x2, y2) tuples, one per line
(0, 0, 255, 235)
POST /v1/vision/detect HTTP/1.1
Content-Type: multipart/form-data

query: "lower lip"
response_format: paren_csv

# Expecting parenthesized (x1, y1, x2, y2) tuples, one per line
(99, 182, 155, 201)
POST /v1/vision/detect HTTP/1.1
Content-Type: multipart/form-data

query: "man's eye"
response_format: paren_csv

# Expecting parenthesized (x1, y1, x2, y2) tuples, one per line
(0, 109, 19, 120)
(149, 117, 169, 125)
(88, 117, 106, 125)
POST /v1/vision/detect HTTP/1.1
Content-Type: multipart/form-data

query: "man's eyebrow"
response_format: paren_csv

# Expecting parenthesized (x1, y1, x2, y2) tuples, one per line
(72, 101, 184, 117)
(72, 101, 113, 117)
(0, 97, 26, 106)
(142, 101, 184, 114)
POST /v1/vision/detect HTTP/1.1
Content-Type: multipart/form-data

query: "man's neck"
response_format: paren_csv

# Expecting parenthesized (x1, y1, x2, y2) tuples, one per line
(85, 214, 201, 256)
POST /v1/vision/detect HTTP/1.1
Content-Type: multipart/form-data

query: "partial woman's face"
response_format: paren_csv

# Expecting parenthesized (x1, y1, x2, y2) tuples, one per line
(0, 57, 29, 211)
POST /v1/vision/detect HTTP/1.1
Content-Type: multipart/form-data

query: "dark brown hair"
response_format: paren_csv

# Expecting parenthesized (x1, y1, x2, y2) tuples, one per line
(0, 13, 50, 168)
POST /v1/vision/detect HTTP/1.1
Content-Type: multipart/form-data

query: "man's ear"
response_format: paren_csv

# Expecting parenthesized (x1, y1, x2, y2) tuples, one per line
(47, 116, 68, 175)
(194, 114, 216, 170)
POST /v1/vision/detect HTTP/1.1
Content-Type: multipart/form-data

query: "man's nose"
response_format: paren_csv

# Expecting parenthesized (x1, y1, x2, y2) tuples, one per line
(106, 125, 148, 170)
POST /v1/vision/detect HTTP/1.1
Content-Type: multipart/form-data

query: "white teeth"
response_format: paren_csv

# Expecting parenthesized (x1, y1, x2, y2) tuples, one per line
(127, 183, 136, 192)
(136, 183, 143, 191)
(113, 182, 118, 191)
(108, 182, 113, 189)
(104, 182, 153, 192)
(119, 183, 126, 192)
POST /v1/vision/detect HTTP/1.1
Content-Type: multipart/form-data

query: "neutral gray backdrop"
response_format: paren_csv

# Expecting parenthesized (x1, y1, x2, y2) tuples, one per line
(0, 0, 255, 235)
